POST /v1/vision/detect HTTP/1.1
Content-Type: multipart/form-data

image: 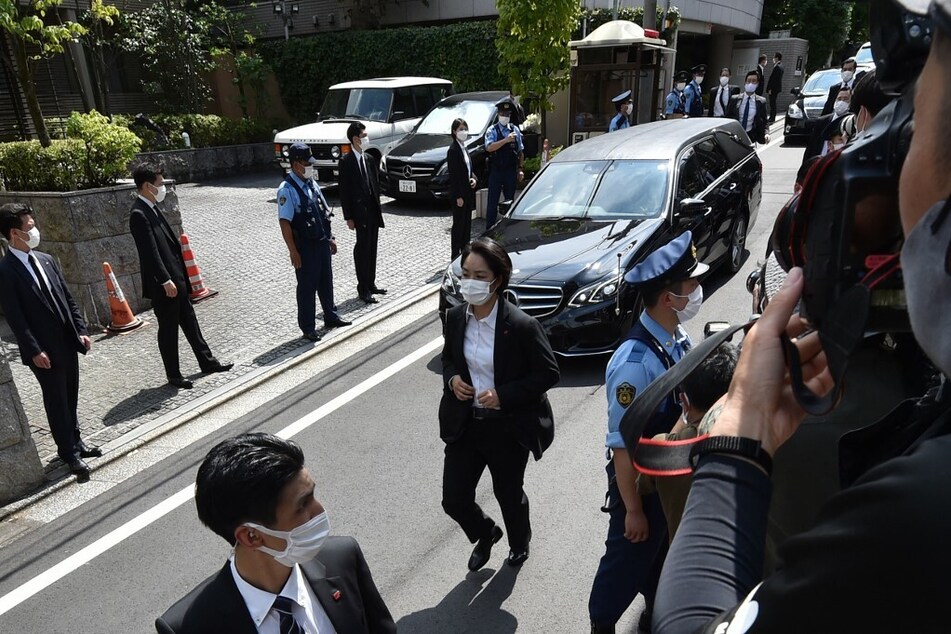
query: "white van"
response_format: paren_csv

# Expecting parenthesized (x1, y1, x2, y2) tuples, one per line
(273, 76, 453, 183)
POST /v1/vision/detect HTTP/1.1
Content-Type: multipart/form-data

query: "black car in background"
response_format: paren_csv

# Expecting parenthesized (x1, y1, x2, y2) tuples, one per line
(439, 118, 762, 356)
(380, 91, 509, 201)
(784, 68, 842, 144)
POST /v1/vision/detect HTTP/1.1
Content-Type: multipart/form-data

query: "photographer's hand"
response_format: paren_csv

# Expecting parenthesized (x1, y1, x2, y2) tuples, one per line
(705, 268, 834, 455)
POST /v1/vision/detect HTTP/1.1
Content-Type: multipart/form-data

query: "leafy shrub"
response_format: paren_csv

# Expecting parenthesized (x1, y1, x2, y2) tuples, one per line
(65, 111, 142, 188)
(0, 140, 86, 191)
(114, 113, 279, 152)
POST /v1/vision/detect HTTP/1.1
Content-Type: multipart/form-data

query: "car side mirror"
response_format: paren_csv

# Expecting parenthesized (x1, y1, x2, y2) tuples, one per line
(678, 198, 707, 216)
(790, 87, 801, 97)
(389, 111, 405, 123)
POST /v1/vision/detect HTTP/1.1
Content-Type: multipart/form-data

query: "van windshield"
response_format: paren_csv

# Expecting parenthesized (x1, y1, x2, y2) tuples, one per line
(319, 89, 392, 122)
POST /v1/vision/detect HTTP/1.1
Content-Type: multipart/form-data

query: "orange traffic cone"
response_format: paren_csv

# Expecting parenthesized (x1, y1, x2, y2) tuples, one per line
(103, 262, 144, 334)
(180, 234, 218, 304)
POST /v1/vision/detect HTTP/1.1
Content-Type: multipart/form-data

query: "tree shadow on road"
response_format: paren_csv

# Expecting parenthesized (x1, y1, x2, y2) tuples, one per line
(396, 566, 520, 633)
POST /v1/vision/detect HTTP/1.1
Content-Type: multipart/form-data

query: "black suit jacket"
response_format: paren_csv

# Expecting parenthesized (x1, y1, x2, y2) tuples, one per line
(767, 63, 784, 95)
(727, 93, 769, 144)
(156, 536, 395, 634)
(803, 113, 836, 162)
(439, 298, 560, 460)
(0, 250, 88, 364)
(755, 66, 765, 96)
(447, 141, 475, 209)
(707, 84, 740, 117)
(338, 152, 385, 230)
(129, 197, 186, 300)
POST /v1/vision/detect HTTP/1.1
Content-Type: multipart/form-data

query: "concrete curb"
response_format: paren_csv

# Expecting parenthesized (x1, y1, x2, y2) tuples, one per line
(0, 282, 441, 521)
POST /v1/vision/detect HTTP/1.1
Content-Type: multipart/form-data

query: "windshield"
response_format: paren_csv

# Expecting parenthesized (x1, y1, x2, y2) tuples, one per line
(416, 100, 497, 136)
(854, 44, 873, 64)
(319, 88, 392, 121)
(512, 160, 669, 220)
(802, 70, 842, 95)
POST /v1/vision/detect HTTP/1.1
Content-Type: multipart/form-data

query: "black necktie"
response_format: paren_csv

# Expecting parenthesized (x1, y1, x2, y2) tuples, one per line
(272, 596, 305, 634)
(359, 155, 370, 190)
(29, 254, 65, 323)
(742, 97, 751, 130)
(720, 87, 728, 109)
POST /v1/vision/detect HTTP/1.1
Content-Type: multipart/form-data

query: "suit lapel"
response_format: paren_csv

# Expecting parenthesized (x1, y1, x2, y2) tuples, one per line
(6, 251, 57, 317)
(493, 299, 509, 384)
(301, 559, 353, 633)
(137, 198, 178, 249)
(452, 307, 472, 385)
(208, 564, 260, 634)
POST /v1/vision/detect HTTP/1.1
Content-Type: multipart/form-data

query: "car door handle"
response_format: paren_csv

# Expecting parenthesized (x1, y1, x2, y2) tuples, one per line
(727, 182, 738, 191)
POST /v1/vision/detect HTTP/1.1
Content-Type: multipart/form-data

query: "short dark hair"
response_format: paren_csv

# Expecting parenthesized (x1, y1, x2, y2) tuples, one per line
(642, 279, 686, 309)
(0, 202, 32, 241)
(774, 52, 782, 61)
(720, 67, 730, 76)
(195, 433, 306, 545)
(758, 54, 767, 63)
(346, 122, 366, 145)
(850, 67, 891, 117)
(451, 118, 468, 136)
(681, 343, 738, 411)
(842, 57, 857, 71)
(133, 164, 163, 190)
(745, 70, 759, 82)
(461, 237, 512, 292)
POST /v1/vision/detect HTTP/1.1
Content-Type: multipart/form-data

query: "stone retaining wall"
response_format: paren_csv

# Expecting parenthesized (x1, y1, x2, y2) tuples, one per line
(131, 142, 278, 183)
(0, 354, 43, 504)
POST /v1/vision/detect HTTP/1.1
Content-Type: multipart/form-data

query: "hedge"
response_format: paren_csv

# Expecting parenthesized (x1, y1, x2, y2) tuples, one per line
(112, 113, 281, 152)
(261, 20, 507, 123)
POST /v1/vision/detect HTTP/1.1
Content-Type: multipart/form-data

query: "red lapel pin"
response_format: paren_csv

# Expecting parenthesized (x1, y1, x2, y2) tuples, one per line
(332, 590, 342, 602)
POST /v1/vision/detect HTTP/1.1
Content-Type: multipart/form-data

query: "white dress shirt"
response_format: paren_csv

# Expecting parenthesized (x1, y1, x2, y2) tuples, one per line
(11, 248, 53, 292)
(230, 557, 337, 634)
(457, 139, 472, 176)
(713, 85, 729, 117)
(463, 299, 499, 409)
(739, 94, 757, 132)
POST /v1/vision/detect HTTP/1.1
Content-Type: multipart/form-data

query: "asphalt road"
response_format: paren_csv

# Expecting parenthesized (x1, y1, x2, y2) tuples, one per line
(0, 133, 800, 634)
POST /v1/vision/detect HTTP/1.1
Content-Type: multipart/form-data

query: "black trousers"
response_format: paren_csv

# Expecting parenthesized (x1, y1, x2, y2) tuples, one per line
(151, 286, 216, 380)
(442, 417, 531, 551)
(296, 239, 338, 333)
(769, 92, 779, 122)
(354, 224, 379, 297)
(450, 199, 473, 260)
(30, 326, 82, 461)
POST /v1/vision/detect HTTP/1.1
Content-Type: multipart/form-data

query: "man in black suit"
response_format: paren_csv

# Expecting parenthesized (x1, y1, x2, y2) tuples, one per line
(129, 164, 231, 390)
(821, 57, 859, 116)
(0, 204, 100, 478)
(708, 67, 740, 117)
(767, 51, 785, 123)
(156, 432, 395, 634)
(755, 54, 767, 96)
(339, 122, 386, 304)
(728, 70, 769, 144)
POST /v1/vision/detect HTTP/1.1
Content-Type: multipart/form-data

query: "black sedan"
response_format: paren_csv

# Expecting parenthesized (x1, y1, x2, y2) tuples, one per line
(380, 91, 510, 201)
(439, 118, 762, 356)
(784, 68, 842, 144)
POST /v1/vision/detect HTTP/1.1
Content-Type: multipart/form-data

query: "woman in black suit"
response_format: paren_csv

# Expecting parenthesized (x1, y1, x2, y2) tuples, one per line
(447, 118, 477, 259)
(439, 237, 560, 571)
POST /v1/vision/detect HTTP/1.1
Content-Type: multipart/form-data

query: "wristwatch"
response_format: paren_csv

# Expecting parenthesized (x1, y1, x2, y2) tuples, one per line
(689, 435, 772, 475)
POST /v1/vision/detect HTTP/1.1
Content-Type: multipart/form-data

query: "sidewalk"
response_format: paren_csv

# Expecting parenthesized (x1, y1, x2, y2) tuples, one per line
(1, 172, 470, 472)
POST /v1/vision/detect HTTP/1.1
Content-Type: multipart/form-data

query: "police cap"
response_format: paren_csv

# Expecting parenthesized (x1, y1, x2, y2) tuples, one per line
(624, 231, 709, 287)
(287, 143, 317, 164)
(691, 64, 707, 75)
(674, 70, 690, 83)
(494, 96, 517, 114)
(612, 89, 633, 104)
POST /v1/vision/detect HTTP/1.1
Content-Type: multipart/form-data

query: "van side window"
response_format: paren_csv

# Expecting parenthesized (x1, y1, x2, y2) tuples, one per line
(413, 85, 437, 116)
(392, 87, 415, 120)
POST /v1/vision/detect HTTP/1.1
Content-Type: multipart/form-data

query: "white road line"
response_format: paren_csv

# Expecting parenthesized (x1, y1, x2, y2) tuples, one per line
(0, 335, 443, 618)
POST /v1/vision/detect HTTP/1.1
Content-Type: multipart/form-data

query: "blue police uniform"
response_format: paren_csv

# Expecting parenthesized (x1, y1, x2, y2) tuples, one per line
(277, 153, 342, 335)
(589, 231, 708, 630)
(485, 98, 524, 229)
(664, 89, 685, 117)
(684, 79, 704, 117)
(609, 89, 632, 132)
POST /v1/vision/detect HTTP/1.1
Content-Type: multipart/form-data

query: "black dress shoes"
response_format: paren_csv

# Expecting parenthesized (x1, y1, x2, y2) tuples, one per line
(168, 377, 194, 389)
(506, 544, 530, 567)
(360, 294, 379, 304)
(468, 525, 503, 572)
(65, 457, 90, 481)
(371, 287, 388, 295)
(303, 331, 322, 342)
(325, 318, 352, 328)
(77, 441, 102, 458)
(202, 361, 234, 374)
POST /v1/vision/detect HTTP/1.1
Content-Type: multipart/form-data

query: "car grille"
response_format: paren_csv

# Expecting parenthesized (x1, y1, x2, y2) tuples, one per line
(502, 284, 563, 318)
(385, 158, 433, 178)
(309, 145, 336, 161)
(804, 107, 823, 119)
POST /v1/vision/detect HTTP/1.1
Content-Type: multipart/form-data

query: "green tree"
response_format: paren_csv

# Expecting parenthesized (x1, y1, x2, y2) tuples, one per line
(122, 0, 215, 113)
(0, 0, 86, 146)
(496, 0, 580, 140)
(760, 0, 856, 71)
(200, 2, 270, 118)
(78, 0, 121, 116)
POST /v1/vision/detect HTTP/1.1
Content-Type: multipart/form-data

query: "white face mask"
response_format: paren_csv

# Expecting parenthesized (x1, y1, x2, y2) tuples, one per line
(623, 104, 632, 115)
(719, 76, 730, 87)
(455, 129, 468, 142)
(676, 82, 686, 92)
(17, 227, 40, 249)
(745, 83, 758, 94)
(670, 285, 703, 322)
(459, 278, 495, 306)
(695, 75, 705, 84)
(841, 69, 854, 83)
(901, 198, 951, 379)
(497, 115, 510, 127)
(152, 183, 167, 203)
(245, 511, 331, 568)
(833, 100, 850, 117)
(303, 165, 315, 180)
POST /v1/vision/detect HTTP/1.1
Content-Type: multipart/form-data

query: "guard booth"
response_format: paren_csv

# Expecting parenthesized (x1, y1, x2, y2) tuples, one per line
(567, 20, 672, 145)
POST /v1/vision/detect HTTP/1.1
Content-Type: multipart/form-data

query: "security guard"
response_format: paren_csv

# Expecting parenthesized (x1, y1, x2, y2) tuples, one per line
(277, 143, 350, 342)
(484, 96, 524, 229)
(588, 231, 708, 634)
(664, 71, 690, 119)
(683, 64, 707, 117)
(609, 90, 633, 132)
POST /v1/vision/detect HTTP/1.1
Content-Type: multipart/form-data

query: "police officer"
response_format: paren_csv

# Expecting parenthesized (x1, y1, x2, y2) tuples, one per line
(277, 143, 350, 342)
(609, 90, 633, 132)
(664, 71, 689, 119)
(683, 64, 707, 117)
(484, 96, 524, 229)
(588, 231, 707, 634)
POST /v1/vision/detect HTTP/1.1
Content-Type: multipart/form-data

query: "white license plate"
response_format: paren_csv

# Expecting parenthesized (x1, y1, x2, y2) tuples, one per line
(399, 179, 416, 193)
